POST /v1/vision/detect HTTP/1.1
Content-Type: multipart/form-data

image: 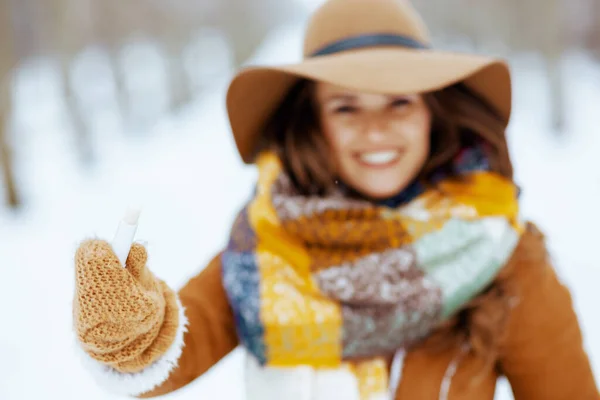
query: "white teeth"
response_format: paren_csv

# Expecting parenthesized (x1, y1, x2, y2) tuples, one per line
(358, 151, 399, 165)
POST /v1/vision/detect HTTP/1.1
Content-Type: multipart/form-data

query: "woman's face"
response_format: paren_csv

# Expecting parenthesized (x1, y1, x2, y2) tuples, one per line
(315, 82, 433, 200)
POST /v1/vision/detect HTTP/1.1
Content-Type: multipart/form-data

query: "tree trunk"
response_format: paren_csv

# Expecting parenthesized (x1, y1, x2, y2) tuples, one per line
(0, 0, 19, 207)
(49, 0, 95, 163)
(162, 37, 192, 111)
(0, 94, 18, 208)
(541, 0, 566, 132)
(591, 0, 600, 59)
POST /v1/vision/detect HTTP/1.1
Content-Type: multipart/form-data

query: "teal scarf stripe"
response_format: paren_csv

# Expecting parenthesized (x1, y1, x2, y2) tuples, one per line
(414, 218, 520, 318)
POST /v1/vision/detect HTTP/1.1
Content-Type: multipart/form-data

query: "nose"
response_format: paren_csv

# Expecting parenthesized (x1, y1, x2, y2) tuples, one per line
(362, 114, 389, 142)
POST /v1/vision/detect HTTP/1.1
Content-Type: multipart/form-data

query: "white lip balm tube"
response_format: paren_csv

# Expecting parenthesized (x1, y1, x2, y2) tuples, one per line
(112, 206, 141, 267)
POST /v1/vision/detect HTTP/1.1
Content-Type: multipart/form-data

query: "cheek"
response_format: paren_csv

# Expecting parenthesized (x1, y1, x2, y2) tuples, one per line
(396, 111, 432, 154)
(322, 118, 358, 154)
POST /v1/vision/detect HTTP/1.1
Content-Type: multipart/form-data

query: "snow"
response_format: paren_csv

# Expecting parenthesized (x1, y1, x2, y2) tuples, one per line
(1, 22, 599, 400)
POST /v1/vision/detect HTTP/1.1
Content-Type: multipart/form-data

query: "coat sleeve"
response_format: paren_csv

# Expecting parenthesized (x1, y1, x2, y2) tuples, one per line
(138, 252, 239, 397)
(499, 224, 599, 399)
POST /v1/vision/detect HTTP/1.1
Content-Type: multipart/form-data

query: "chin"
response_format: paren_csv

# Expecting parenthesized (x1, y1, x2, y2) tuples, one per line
(341, 161, 421, 201)
(355, 183, 411, 201)
(339, 164, 419, 201)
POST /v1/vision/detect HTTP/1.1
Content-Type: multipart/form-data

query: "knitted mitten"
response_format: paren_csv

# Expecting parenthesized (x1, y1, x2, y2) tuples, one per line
(73, 240, 180, 373)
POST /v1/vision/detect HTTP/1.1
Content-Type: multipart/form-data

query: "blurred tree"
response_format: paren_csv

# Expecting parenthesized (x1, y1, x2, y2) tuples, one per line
(0, 0, 19, 207)
(591, 0, 600, 58)
(48, 0, 96, 163)
(216, 0, 305, 66)
(93, 0, 304, 110)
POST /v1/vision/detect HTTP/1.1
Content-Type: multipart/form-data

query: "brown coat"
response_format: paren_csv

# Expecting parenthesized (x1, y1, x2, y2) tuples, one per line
(139, 223, 599, 399)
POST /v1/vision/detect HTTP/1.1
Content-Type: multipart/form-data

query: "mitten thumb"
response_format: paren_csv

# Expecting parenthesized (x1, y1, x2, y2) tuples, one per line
(125, 242, 157, 292)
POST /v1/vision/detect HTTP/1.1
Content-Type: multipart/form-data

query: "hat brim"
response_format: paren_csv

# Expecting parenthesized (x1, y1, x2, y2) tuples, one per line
(226, 47, 512, 164)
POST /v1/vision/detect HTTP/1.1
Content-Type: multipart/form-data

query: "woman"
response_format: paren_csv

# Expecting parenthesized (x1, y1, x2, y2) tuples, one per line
(72, 0, 599, 399)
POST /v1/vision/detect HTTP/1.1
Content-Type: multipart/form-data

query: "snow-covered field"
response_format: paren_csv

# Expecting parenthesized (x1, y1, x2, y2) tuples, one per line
(1, 22, 599, 400)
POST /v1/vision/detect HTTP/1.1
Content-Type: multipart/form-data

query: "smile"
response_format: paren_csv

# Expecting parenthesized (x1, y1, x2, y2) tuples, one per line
(355, 150, 401, 168)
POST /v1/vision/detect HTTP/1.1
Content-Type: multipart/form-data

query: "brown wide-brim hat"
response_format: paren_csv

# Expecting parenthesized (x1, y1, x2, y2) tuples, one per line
(226, 0, 512, 164)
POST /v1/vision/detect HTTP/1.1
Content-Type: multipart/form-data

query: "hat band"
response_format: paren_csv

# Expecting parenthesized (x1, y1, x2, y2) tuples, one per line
(310, 33, 429, 57)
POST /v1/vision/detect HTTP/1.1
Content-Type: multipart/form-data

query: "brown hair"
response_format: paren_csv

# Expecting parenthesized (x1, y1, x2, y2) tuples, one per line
(260, 79, 515, 375)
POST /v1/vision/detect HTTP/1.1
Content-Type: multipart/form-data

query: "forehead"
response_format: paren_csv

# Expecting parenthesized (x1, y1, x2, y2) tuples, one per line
(314, 81, 415, 102)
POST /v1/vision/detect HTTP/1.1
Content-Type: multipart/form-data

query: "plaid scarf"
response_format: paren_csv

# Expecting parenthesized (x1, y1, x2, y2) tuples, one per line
(222, 147, 523, 400)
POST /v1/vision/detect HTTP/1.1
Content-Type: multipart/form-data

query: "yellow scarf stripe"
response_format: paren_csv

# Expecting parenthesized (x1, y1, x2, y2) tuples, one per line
(249, 153, 343, 367)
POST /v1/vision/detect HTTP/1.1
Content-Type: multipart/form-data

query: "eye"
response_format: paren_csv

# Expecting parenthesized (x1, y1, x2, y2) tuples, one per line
(333, 105, 357, 114)
(391, 97, 411, 108)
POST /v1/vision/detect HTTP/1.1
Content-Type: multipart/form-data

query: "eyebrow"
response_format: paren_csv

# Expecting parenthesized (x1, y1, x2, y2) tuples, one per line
(324, 93, 416, 102)
(323, 94, 356, 102)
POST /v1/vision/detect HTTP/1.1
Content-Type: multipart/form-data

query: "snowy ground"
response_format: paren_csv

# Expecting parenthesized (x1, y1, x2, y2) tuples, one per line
(1, 22, 599, 400)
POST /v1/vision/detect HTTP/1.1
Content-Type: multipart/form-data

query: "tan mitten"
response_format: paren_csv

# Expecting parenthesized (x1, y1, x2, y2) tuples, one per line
(73, 240, 180, 373)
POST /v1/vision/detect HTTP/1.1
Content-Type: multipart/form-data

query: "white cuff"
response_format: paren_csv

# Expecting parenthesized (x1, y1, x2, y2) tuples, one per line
(74, 296, 189, 396)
